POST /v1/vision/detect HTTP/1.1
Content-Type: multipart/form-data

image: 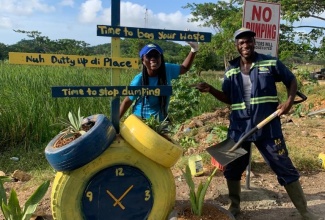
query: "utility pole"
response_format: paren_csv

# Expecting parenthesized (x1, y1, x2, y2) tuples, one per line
(144, 8, 148, 27)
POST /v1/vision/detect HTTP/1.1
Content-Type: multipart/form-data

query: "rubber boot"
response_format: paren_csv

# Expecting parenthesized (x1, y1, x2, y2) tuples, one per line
(227, 180, 241, 217)
(284, 180, 324, 220)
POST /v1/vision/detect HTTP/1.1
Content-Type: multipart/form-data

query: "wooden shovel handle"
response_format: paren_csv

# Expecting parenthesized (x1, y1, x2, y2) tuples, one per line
(256, 109, 281, 129)
(229, 109, 280, 152)
(227, 91, 307, 152)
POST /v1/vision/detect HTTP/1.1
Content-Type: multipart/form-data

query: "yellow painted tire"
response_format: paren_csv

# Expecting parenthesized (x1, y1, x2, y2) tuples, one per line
(120, 114, 183, 168)
(51, 138, 176, 220)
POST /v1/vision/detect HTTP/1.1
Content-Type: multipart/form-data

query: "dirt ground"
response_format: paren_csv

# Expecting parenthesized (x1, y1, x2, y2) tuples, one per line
(172, 97, 325, 220)
(1, 83, 325, 220)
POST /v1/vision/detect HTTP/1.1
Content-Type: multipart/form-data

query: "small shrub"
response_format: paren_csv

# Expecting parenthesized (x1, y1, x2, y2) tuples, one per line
(181, 165, 217, 216)
(0, 176, 50, 220)
(143, 115, 170, 135)
(169, 74, 203, 123)
(56, 107, 86, 136)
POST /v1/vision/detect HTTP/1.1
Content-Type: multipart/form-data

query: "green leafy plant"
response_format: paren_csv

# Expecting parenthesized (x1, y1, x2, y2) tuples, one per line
(179, 136, 196, 148)
(143, 115, 170, 135)
(169, 74, 203, 124)
(210, 125, 228, 141)
(142, 115, 181, 144)
(0, 176, 50, 220)
(181, 165, 217, 216)
(57, 107, 86, 137)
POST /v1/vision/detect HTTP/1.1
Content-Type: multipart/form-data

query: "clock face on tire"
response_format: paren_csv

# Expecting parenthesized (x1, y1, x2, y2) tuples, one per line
(81, 164, 153, 219)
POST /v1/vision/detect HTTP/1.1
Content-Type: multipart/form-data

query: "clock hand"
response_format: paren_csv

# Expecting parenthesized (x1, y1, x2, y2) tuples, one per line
(106, 190, 125, 210)
(113, 185, 134, 207)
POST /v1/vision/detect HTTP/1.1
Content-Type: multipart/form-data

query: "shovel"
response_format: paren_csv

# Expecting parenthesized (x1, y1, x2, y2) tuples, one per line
(206, 91, 307, 167)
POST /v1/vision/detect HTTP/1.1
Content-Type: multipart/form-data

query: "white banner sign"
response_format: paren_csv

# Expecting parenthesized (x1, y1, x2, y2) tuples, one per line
(243, 0, 280, 57)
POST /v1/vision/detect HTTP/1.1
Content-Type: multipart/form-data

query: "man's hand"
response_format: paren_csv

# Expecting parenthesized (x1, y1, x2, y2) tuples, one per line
(190, 82, 210, 93)
(277, 100, 294, 116)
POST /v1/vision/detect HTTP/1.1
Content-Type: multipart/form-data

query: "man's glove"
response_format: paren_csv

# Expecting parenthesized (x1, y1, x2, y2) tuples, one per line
(187, 41, 199, 53)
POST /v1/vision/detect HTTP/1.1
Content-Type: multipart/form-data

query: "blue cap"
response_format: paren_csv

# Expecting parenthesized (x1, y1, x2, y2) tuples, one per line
(139, 43, 163, 58)
(234, 28, 256, 40)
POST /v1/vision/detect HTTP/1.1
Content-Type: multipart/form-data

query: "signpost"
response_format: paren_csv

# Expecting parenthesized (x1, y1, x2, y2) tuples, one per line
(8, 0, 212, 133)
(9, 52, 139, 69)
(51, 86, 172, 98)
(97, 25, 211, 42)
(110, 0, 122, 132)
(9, 1, 213, 219)
(243, 0, 280, 57)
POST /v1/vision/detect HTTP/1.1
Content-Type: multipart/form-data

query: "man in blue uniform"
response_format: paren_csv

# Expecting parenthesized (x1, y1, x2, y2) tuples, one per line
(195, 28, 322, 220)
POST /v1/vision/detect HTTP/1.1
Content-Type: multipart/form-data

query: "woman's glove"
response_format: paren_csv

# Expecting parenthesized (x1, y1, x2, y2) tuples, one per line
(187, 41, 199, 53)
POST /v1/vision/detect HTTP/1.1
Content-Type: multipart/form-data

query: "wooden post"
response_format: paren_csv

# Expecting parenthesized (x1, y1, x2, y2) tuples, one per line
(111, 0, 121, 133)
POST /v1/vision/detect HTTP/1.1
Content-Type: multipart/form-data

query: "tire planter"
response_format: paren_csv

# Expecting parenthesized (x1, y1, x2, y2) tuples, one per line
(120, 114, 183, 168)
(51, 139, 176, 220)
(45, 114, 116, 171)
(175, 202, 236, 220)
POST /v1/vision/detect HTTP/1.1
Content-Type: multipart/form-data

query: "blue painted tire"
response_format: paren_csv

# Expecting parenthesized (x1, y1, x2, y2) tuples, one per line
(45, 114, 116, 171)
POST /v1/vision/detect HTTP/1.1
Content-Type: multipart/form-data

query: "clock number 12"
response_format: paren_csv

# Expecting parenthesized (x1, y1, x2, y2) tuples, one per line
(115, 167, 124, 176)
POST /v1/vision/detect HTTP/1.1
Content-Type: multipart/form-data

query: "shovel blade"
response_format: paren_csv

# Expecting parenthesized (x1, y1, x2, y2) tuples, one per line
(206, 138, 248, 167)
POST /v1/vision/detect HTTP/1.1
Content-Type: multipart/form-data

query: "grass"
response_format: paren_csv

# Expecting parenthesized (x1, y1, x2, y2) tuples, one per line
(0, 144, 55, 187)
(0, 62, 323, 176)
(294, 64, 323, 73)
(0, 62, 136, 149)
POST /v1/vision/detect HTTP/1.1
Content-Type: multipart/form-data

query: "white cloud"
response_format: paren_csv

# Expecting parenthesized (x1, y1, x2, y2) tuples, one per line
(79, 1, 210, 33)
(59, 0, 74, 7)
(120, 2, 147, 26)
(79, 0, 103, 23)
(0, 16, 12, 28)
(0, 0, 212, 46)
(0, 0, 55, 15)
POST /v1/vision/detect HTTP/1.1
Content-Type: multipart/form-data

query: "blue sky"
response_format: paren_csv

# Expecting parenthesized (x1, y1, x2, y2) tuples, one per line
(0, 0, 214, 46)
(0, 0, 323, 47)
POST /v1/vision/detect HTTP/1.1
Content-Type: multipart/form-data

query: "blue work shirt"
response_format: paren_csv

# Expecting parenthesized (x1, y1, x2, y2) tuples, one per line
(223, 52, 296, 142)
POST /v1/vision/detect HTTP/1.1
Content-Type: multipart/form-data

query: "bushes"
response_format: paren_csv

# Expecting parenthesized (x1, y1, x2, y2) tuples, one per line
(0, 62, 224, 150)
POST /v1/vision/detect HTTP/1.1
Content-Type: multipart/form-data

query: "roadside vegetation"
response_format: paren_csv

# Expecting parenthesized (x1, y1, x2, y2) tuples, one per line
(0, 0, 324, 196)
(0, 62, 324, 178)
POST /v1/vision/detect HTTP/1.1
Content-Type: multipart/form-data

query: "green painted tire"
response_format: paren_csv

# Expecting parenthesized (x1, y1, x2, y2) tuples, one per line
(120, 114, 183, 168)
(51, 138, 176, 220)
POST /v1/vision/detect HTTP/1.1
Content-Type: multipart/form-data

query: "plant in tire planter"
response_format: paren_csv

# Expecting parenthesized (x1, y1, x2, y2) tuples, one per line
(143, 115, 178, 144)
(53, 107, 89, 148)
(45, 109, 116, 172)
(120, 114, 183, 168)
(181, 165, 218, 216)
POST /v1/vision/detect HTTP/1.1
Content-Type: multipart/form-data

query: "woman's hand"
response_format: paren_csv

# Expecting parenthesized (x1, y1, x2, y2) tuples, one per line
(187, 41, 199, 53)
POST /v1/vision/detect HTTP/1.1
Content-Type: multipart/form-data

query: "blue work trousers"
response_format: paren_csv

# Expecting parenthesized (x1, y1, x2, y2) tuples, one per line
(224, 137, 300, 186)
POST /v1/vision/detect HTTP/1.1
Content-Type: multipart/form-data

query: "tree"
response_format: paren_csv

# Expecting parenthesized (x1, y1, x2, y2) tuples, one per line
(183, 1, 243, 69)
(271, 0, 324, 59)
(186, 0, 325, 66)
(13, 30, 90, 55)
(0, 43, 9, 60)
(192, 42, 223, 75)
(234, 0, 325, 58)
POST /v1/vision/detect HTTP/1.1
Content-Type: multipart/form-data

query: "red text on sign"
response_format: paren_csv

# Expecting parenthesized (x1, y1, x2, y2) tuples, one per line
(252, 6, 272, 22)
(245, 22, 276, 40)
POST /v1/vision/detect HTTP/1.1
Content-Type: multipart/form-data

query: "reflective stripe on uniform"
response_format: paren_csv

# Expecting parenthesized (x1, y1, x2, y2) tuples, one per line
(231, 102, 246, 110)
(226, 60, 276, 78)
(225, 67, 240, 78)
(231, 96, 278, 110)
(253, 60, 277, 67)
(250, 96, 278, 104)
